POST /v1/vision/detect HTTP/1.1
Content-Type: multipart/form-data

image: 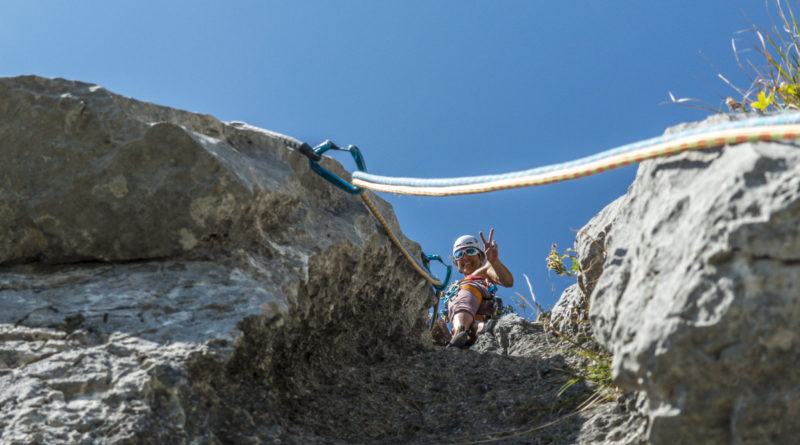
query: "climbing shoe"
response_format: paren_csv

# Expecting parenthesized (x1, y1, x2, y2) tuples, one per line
(465, 330, 478, 347)
(447, 330, 469, 349)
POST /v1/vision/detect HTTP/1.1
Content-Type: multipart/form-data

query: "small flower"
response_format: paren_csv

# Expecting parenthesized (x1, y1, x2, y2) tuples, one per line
(726, 97, 743, 111)
(750, 91, 775, 111)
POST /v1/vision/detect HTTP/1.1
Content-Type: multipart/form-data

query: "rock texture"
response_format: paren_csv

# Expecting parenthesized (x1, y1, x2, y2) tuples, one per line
(2, 75, 643, 445)
(0, 75, 433, 443)
(269, 313, 648, 444)
(14, 75, 796, 444)
(549, 283, 590, 339)
(578, 113, 800, 444)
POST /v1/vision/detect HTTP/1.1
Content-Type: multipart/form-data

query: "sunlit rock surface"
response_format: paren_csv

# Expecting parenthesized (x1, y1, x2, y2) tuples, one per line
(0, 76, 432, 443)
(578, 113, 800, 444)
(8, 75, 798, 444)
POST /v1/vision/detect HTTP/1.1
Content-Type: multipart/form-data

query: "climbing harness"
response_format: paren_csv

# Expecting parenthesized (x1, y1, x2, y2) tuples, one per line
(349, 112, 800, 196)
(438, 276, 502, 347)
(295, 139, 452, 296)
(441, 276, 501, 322)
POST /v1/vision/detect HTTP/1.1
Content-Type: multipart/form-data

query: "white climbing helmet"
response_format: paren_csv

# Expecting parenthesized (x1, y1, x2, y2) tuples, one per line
(452, 235, 483, 256)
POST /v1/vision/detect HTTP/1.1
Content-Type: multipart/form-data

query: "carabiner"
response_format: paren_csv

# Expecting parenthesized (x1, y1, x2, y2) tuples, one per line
(421, 253, 453, 294)
(307, 140, 366, 195)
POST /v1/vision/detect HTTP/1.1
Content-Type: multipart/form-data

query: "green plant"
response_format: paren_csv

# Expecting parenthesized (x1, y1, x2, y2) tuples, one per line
(546, 244, 579, 277)
(547, 323, 615, 399)
(725, 0, 800, 112)
(666, 0, 800, 113)
(463, 258, 614, 444)
(544, 240, 616, 399)
(749, 90, 776, 111)
(493, 301, 515, 318)
(672, 0, 800, 113)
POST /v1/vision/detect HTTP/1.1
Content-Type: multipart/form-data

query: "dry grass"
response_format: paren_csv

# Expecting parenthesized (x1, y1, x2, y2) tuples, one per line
(669, 0, 800, 113)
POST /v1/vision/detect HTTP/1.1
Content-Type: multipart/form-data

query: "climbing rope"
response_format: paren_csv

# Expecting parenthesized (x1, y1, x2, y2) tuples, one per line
(360, 192, 446, 288)
(294, 112, 800, 308)
(350, 112, 800, 196)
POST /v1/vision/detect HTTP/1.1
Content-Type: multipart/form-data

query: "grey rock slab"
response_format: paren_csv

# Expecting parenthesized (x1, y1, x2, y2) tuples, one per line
(0, 330, 196, 444)
(574, 391, 649, 445)
(549, 282, 592, 339)
(0, 75, 433, 443)
(472, 314, 648, 444)
(0, 75, 402, 267)
(581, 112, 800, 444)
(0, 261, 276, 352)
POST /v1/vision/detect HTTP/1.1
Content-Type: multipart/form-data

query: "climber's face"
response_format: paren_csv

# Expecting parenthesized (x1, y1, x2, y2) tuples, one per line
(455, 248, 483, 275)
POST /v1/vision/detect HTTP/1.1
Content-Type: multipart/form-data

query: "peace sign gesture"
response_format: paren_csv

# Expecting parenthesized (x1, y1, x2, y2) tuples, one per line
(479, 228, 499, 264)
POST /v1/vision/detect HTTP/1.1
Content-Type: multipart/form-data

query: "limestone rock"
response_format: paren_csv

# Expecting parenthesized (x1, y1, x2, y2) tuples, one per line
(574, 391, 649, 445)
(0, 75, 388, 266)
(575, 196, 621, 298)
(581, 113, 800, 444)
(0, 76, 432, 443)
(473, 315, 648, 444)
(549, 283, 591, 339)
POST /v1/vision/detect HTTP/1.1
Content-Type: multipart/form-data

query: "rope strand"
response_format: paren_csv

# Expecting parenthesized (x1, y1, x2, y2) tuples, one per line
(360, 192, 444, 287)
(351, 114, 800, 196)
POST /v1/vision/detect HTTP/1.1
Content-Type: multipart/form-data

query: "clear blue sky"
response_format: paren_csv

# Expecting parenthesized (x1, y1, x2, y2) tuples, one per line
(1, 1, 777, 315)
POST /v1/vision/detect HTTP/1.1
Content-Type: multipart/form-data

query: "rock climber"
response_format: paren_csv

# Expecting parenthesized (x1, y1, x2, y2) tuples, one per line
(446, 228, 514, 348)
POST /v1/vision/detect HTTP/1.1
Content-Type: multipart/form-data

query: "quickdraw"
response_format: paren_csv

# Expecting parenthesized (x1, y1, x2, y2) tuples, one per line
(305, 140, 366, 194)
(300, 140, 452, 297)
(422, 254, 452, 327)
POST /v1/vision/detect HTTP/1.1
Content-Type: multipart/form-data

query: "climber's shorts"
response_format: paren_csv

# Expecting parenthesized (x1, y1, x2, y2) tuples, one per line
(448, 288, 479, 320)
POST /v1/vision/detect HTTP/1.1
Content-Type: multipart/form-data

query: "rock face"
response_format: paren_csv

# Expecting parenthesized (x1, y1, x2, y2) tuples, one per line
(10, 76, 798, 444)
(0, 76, 432, 443)
(549, 283, 590, 339)
(272, 313, 648, 445)
(577, 113, 800, 444)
